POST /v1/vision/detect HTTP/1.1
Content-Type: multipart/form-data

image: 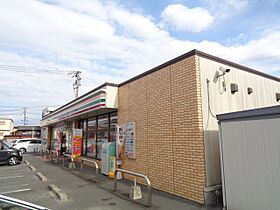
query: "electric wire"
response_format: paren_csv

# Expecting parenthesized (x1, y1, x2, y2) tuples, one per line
(0, 64, 69, 76)
(206, 79, 217, 119)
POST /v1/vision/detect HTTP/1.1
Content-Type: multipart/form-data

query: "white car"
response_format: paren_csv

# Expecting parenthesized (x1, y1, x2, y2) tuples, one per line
(12, 139, 46, 153)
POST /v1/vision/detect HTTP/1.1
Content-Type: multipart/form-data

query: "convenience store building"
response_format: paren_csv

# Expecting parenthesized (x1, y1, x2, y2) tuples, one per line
(41, 49, 280, 205)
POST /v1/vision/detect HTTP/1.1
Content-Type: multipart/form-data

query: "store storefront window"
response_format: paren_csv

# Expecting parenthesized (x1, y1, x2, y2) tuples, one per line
(81, 120, 87, 156)
(87, 118, 97, 158)
(51, 127, 57, 150)
(110, 112, 117, 142)
(50, 122, 73, 155)
(97, 114, 109, 159)
(77, 112, 117, 159)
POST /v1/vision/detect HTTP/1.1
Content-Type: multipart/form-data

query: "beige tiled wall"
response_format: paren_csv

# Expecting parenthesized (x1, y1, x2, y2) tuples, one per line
(118, 55, 206, 204)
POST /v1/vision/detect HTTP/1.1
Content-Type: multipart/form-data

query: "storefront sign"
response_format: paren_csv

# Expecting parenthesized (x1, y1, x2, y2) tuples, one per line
(125, 122, 136, 159)
(72, 129, 82, 158)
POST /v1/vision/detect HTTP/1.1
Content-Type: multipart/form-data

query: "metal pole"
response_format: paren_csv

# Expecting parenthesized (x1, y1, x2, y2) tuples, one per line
(23, 107, 27, 126)
(114, 169, 152, 207)
(79, 158, 98, 184)
(62, 155, 65, 168)
(80, 160, 83, 173)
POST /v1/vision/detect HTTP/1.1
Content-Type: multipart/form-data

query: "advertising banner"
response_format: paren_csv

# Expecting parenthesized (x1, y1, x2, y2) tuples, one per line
(116, 125, 125, 165)
(72, 129, 82, 158)
(55, 130, 63, 153)
(125, 122, 136, 159)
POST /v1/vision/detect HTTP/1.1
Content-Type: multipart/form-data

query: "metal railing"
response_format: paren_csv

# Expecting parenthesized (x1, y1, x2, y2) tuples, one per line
(50, 150, 59, 163)
(62, 153, 75, 169)
(114, 168, 152, 207)
(80, 158, 99, 184)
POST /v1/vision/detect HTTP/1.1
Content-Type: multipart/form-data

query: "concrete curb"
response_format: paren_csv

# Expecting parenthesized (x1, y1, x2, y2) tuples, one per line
(28, 165, 36, 171)
(36, 172, 47, 182)
(23, 160, 30, 165)
(49, 184, 69, 201)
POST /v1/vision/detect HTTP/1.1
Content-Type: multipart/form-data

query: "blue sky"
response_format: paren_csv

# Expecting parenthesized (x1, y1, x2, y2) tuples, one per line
(0, 0, 280, 125)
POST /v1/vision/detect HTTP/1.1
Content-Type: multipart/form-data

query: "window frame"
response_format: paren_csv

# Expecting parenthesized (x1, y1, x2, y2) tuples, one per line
(79, 111, 117, 160)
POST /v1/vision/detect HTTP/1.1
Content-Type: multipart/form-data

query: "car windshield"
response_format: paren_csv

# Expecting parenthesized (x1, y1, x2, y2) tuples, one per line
(0, 141, 9, 150)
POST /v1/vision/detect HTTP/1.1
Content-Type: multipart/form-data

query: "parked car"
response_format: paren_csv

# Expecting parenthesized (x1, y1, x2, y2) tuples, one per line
(0, 141, 22, 166)
(10, 138, 25, 147)
(12, 139, 46, 153)
(0, 194, 49, 210)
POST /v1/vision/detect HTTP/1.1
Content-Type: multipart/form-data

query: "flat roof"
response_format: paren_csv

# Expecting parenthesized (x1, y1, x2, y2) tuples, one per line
(217, 105, 280, 122)
(16, 126, 41, 131)
(0, 118, 13, 122)
(119, 49, 280, 86)
(42, 49, 280, 120)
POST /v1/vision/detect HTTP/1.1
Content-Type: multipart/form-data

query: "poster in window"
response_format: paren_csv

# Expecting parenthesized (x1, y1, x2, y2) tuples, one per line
(116, 125, 125, 164)
(72, 129, 82, 158)
(125, 122, 136, 159)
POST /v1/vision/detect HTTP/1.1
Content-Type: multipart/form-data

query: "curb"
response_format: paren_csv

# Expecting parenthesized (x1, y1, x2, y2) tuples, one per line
(23, 160, 30, 165)
(49, 184, 69, 201)
(36, 172, 47, 182)
(28, 165, 36, 171)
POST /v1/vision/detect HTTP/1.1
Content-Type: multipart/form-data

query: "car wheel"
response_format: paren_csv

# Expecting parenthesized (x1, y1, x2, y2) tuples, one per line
(20, 148, 26, 153)
(8, 157, 18, 166)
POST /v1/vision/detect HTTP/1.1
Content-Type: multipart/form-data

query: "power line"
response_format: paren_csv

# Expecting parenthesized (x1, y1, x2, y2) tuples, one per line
(0, 113, 22, 116)
(0, 105, 61, 108)
(0, 64, 69, 76)
(0, 64, 82, 99)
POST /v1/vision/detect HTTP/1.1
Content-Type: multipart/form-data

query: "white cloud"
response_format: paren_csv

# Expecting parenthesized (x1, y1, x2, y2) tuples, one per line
(0, 0, 279, 124)
(205, 0, 248, 19)
(160, 4, 215, 33)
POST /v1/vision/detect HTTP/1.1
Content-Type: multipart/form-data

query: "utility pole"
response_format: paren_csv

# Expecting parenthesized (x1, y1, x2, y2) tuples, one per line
(68, 71, 82, 99)
(23, 107, 27, 126)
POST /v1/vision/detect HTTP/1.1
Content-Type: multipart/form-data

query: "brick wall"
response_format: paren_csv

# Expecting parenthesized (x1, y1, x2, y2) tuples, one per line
(118, 55, 206, 204)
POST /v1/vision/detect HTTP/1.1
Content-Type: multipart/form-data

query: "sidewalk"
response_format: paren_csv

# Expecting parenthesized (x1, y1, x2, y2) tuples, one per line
(24, 154, 222, 210)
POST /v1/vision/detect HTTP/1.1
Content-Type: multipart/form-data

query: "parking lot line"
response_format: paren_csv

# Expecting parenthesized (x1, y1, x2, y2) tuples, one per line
(0, 173, 25, 177)
(0, 188, 31, 195)
(0, 175, 23, 180)
(0, 183, 29, 189)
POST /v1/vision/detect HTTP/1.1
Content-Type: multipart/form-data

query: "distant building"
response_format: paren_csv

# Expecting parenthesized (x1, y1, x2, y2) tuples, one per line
(41, 107, 58, 141)
(42, 107, 58, 118)
(0, 118, 14, 139)
(4, 126, 41, 139)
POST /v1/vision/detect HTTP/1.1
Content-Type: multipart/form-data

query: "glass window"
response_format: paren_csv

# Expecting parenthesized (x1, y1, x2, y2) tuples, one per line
(87, 118, 97, 158)
(81, 120, 87, 156)
(77, 112, 117, 159)
(109, 112, 117, 142)
(97, 114, 109, 159)
(0, 142, 8, 150)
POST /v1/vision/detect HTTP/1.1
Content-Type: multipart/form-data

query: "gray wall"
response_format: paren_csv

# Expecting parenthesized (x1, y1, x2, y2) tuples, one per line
(199, 56, 280, 187)
(220, 118, 280, 210)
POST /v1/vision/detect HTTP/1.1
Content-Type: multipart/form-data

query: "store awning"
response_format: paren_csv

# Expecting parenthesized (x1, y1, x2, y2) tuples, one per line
(41, 83, 118, 126)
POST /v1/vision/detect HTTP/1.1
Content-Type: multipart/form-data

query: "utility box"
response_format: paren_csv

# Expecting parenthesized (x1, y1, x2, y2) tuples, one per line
(101, 142, 116, 175)
(218, 105, 280, 210)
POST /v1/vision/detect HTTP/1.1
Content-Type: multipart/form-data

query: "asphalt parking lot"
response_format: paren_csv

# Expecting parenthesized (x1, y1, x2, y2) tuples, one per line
(0, 156, 150, 210)
(0, 155, 222, 210)
(0, 162, 53, 208)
